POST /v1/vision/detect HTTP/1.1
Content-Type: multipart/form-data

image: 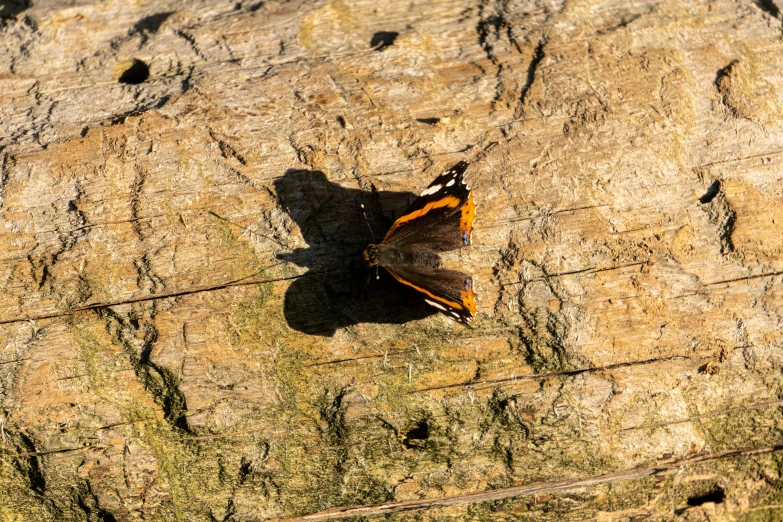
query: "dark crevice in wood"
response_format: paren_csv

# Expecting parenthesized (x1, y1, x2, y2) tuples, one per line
(518, 37, 547, 109)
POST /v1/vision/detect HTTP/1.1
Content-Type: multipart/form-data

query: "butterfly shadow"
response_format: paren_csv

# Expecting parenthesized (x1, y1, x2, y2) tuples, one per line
(274, 169, 437, 337)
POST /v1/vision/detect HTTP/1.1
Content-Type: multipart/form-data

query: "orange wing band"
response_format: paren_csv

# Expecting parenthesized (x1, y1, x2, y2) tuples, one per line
(383, 195, 462, 242)
(460, 191, 476, 245)
(461, 287, 477, 315)
(386, 270, 465, 310)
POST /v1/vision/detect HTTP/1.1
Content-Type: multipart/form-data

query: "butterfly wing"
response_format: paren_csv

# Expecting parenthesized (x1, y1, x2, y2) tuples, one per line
(382, 161, 475, 251)
(384, 263, 477, 323)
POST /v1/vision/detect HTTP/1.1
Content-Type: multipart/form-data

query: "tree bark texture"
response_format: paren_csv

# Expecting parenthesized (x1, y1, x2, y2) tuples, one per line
(2, 0, 783, 520)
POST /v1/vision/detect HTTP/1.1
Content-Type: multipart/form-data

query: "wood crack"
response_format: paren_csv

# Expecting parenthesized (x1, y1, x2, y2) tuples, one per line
(618, 399, 783, 432)
(705, 271, 783, 286)
(0, 273, 309, 326)
(274, 444, 783, 521)
(499, 261, 645, 286)
(407, 355, 693, 394)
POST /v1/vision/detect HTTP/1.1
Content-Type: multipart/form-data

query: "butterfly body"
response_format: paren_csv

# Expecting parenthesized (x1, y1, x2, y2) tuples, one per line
(363, 161, 477, 323)
(363, 243, 441, 269)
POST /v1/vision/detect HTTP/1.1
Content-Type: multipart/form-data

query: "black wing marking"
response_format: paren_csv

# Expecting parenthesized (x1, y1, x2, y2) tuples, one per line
(382, 161, 474, 250)
(383, 263, 476, 323)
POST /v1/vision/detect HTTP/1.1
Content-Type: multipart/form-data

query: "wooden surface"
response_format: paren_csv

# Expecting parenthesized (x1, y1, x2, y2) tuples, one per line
(2, 0, 783, 520)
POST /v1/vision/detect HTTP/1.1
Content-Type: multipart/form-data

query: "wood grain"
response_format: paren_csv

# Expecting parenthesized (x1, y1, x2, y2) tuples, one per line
(1, 0, 783, 520)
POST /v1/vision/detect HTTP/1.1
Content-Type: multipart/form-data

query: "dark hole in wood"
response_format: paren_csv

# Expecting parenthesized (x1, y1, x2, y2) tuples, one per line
(699, 180, 720, 204)
(117, 59, 150, 84)
(416, 117, 440, 125)
(370, 31, 398, 51)
(687, 486, 725, 506)
(403, 418, 429, 448)
(0, 0, 31, 21)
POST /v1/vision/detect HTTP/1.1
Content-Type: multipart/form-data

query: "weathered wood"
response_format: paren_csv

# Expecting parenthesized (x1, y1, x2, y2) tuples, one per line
(2, 0, 783, 520)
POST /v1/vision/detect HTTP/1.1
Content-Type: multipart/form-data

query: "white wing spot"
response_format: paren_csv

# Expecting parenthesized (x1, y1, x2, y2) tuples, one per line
(445, 179, 456, 187)
(421, 184, 442, 196)
(424, 298, 447, 311)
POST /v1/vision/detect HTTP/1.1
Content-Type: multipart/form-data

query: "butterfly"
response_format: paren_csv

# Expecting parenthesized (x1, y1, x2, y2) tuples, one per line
(363, 161, 477, 323)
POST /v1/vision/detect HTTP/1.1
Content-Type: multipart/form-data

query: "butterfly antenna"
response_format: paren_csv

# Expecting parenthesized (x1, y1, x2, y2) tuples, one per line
(360, 204, 378, 244)
(360, 204, 381, 280)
